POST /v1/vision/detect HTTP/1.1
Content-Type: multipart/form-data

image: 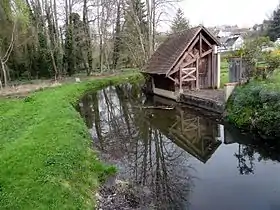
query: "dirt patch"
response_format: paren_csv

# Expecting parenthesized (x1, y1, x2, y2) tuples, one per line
(96, 177, 154, 210)
(0, 82, 59, 97)
(0, 73, 120, 97)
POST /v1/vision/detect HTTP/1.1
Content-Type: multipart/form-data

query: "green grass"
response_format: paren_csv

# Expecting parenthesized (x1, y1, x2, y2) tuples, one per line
(0, 72, 142, 210)
(220, 60, 229, 88)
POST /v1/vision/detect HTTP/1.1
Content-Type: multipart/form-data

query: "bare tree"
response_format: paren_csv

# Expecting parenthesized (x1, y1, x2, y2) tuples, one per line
(0, 22, 16, 88)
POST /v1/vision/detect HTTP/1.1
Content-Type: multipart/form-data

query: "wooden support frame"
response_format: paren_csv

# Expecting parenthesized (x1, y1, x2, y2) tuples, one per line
(196, 58, 199, 89)
(167, 75, 178, 84)
(211, 45, 215, 88)
(199, 33, 202, 56)
(180, 58, 197, 68)
(165, 31, 218, 92)
(179, 66, 183, 93)
(182, 68, 196, 81)
(166, 36, 200, 76)
(202, 49, 213, 58)
(201, 34, 212, 48)
(188, 36, 200, 53)
(167, 54, 197, 76)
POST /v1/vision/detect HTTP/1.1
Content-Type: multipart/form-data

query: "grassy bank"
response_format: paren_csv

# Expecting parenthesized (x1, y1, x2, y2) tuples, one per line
(0, 72, 142, 210)
(225, 71, 280, 139)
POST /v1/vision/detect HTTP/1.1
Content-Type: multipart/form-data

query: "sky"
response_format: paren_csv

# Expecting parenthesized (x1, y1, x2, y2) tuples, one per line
(178, 0, 279, 27)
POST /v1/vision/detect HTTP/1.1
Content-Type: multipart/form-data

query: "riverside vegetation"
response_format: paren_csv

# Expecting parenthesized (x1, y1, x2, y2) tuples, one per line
(0, 72, 142, 210)
(225, 37, 280, 139)
(226, 71, 280, 139)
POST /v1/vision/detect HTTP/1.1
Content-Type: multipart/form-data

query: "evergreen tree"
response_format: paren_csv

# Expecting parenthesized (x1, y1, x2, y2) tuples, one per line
(267, 4, 280, 41)
(120, 0, 148, 67)
(171, 9, 189, 33)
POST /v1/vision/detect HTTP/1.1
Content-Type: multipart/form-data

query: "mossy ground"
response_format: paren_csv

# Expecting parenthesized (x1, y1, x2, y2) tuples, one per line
(0, 72, 142, 210)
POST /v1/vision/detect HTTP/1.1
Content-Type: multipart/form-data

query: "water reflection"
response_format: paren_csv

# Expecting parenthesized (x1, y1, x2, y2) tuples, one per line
(77, 84, 280, 210)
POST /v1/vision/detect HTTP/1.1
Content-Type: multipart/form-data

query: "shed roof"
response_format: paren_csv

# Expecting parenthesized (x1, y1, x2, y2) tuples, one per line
(142, 25, 221, 75)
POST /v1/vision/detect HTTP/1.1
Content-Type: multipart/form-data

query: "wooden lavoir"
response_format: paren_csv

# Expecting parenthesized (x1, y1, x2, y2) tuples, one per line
(142, 25, 224, 113)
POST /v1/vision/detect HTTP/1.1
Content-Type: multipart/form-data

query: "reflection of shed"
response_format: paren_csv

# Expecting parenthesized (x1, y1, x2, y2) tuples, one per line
(144, 101, 222, 163)
(142, 25, 221, 100)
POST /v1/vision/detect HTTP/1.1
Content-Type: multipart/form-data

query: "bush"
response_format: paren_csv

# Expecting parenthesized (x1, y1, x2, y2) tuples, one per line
(264, 50, 280, 75)
(226, 80, 280, 139)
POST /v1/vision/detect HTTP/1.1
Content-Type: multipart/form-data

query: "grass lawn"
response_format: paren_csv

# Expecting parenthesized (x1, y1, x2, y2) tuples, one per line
(220, 60, 229, 88)
(0, 72, 142, 210)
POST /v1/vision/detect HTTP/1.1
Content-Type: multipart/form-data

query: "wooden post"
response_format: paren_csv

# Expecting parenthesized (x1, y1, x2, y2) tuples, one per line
(196, 58, 199, 90)
(199, 33, 202, 56)
(152, 77, 155, 93)
(208, 53, 212, 88)
(216, 50, 221, 88)
(212, 45, 215, 88)
(179, 66, 183, 93)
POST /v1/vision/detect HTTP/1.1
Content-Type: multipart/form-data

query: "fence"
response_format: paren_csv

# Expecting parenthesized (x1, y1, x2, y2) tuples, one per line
(228, 57, 252, 83)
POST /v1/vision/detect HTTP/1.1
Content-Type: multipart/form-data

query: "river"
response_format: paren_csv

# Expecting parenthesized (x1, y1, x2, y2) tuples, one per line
(77, 83, 280, 210)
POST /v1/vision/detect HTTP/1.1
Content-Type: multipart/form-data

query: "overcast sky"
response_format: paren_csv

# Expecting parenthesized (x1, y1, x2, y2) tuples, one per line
(178, 0, 279, 27)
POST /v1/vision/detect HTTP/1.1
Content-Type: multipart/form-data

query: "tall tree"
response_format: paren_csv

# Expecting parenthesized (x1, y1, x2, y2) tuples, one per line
(267, 4, 280, 41)
(171, 8, 189, 33)
(112, 0, 122, 70)
(120, 0, 148, 67)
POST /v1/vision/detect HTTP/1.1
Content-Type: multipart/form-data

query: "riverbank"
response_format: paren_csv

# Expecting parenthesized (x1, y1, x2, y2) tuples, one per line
(0, 72, 142, 209)
(225, 71, 280, 139)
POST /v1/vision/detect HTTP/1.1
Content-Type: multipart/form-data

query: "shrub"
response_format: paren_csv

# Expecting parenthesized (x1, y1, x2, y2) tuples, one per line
(226, 80, 280, 139)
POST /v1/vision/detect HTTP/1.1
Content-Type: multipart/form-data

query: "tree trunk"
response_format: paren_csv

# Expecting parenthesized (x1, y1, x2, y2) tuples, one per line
(112, 0, 121, 70)
(1, 61, 7, 87)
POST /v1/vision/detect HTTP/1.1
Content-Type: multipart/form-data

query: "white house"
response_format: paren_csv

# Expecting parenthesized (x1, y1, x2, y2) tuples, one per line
(275, 38, 280, 46)
(217, 30, 231, 38)
(224, 34, 244, 51)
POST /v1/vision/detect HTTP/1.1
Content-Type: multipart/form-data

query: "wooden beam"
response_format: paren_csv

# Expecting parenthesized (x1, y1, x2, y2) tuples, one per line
(201, 34, 212, 48)
(196, 58, 199, 89)
(202, 49, 213, 58)
(188, 36, 199, 53)
(212, 51, 215, 88)
(167, 75, 178, 84)
(167, 66, 179, 76)
(199, 33, 202, 56)
(182, 71, 196, 80)
(182, 67, 196, 73)
(179, 66, 183, 93)
(182, 75, 196, 81)
(189, 52, 195, 58)
(180, 58, 197, 68)
(208, 53, 212, 88)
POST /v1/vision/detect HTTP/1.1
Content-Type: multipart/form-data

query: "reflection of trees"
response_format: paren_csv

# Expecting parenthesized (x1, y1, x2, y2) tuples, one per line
(234, 144, 255, 175)
(234, 138, 280, 175)
(78, 84, 196, 209)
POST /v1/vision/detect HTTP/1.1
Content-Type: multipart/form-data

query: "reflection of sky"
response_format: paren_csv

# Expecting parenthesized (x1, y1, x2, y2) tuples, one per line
(189, 143, 280, 210)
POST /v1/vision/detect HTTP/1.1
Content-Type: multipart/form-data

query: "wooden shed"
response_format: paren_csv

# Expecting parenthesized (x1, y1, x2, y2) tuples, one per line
(142, 25, 221, 100)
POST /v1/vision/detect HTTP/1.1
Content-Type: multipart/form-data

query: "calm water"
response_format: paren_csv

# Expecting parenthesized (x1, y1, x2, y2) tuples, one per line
(77, 84, 280, 210)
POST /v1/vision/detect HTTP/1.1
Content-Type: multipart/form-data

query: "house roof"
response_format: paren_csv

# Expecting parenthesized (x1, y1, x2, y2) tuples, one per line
(142, 25, 221, 75)
(225, 36, 240, 47)
(219, 36, 228, 44)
